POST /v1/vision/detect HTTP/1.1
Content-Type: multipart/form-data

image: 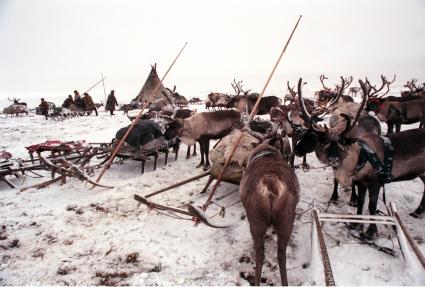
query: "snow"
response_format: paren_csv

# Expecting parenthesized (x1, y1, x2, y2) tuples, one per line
(0, 106, 424, 286)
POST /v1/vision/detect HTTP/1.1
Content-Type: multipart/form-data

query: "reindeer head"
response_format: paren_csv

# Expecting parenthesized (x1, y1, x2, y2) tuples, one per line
(294, 78, 367, 167)
(364, 74, 396, 111)
(163, 119, 184, 140)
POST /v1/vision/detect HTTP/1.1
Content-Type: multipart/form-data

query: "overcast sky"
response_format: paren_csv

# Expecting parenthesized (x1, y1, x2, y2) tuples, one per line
(0, 0, 424, 102)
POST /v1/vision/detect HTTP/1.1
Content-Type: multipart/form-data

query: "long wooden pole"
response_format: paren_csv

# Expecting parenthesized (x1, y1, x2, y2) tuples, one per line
(101, 73, 107, 104)
(145, 171, 210, 198)
(83, 76, 107, 94)
(202, 16, 302, 211)
(95, 42, 188, 183)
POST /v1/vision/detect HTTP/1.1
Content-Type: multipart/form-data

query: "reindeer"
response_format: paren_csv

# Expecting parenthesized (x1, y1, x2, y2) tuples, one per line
(166, 86, 188, 107)
(348, 86, 360, 97)
(295, 79, 425, 239)
(315, 75, 354, 107)
(207, 92, 230, 110)
(365, 75, 425, 133)
(277, 81, 330, 170)
(115, 119, 181, 174)
(240, 143, 299, 285)
(3, 98, 29, 116)
(174, 108, 197, 158)
(401, 78, 425, 97)
(226, 79, 281, 114)
(8, 97, 27, 106)
(296, 78, 382, 205)
(165, 110, 241, 169)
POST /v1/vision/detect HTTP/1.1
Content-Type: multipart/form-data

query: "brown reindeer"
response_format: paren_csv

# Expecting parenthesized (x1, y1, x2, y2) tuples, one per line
(174, 108, 197, 158)
(3, 98, 29, 116)
(364, 75, 425, 133)
(165, 110, 241, 169)
(401, 78, 425, 97)
(295, 79, 425, 239)
(315, 75, 354, 107)
(296, 78, 382, 206)
(207, 92, 230, 110)
(8, 97, 27, 106)
(240, 143, 299, 286)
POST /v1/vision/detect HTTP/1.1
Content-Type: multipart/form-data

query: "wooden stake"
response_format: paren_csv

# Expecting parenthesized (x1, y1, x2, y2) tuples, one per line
(202, 15, 302, 211)
(83, 76, 108, 94)
(95, 42, 188, 183)
(101, 73, 107, 104)
(145, 171, 210, 198)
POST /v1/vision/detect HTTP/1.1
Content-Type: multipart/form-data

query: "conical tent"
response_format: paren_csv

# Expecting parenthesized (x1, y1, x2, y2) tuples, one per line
(133, 64, 168, 103)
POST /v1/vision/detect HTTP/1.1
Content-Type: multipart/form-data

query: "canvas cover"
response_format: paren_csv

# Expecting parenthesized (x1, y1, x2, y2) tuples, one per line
(133, 64, 168, 103)
(209, 131, 259, 183)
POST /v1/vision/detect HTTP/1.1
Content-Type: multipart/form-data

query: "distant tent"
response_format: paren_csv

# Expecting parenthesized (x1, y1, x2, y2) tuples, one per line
(133, 64, 168, 103)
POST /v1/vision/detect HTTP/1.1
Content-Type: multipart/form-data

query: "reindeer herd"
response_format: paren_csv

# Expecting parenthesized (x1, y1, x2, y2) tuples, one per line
(3, 74, 424, 285)
(117, 75, 425, 285)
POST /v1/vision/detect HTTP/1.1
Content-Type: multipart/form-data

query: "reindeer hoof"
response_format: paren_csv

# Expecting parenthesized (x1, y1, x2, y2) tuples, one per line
(349, 201, 358, 207)
(196, 163, 204, 168)
(363, 227, 378, 241)
(348, 222, 363, 232)
(328, 199, 338, 205)
(409, 211, 420, 218)
(302, 163, 310, 172)
(202, 165, 210, 171)
(186, 155, 190, 159)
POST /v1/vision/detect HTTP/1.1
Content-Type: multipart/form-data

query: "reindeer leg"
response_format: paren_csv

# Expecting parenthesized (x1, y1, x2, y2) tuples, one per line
(192, 143, 197, 156)
(301, 155, 309, 171)
(164, 150, 168, 166)
(203, 140, 211, 170)
(349, 184, 357, 207)
(153, 154, 158, 171)
(197, 141, 205, 168)
(350, 184, 367, 231)
(330, 178, 339, 203)
(410, 176, 425, 218)
(365, 184, 380, 240)
(277, 225, 291, 286)
(141, 160, 145, 174)
(290, 137, 296, 168)
(249, 223, 266, 286)
(175, 145, 179, 161)
(186, 145, 190, 159)
(396, 122, 401, 133)
(387, 122, 393, 135)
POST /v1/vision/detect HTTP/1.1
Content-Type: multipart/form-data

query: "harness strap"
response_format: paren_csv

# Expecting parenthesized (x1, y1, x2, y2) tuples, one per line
(247, 151, 274, 167)
(353, 136, 394, 184)
(380, 136, 394, 184)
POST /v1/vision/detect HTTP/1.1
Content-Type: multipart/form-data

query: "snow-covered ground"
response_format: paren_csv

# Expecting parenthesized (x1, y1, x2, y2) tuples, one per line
(0, 106, 424, 285)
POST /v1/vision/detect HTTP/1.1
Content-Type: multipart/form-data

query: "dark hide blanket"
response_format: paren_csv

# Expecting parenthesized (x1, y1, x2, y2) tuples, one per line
(116, 120, 163, 150)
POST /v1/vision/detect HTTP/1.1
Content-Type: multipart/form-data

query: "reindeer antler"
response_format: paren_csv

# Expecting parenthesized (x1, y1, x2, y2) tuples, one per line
(365, 75, 394, 98)
(231, 79, 251, 96)
(231, 79, 243, 96)
(339, 76, 353, 93)
(320, 74, 331, 91)
(287, 81, 297, 97)
(404, 78, 418, 92)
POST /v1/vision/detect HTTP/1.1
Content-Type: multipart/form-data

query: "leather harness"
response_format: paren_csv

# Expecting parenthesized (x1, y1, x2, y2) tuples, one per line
(247, 151, 274, 167)
(353, 136, 394, 184)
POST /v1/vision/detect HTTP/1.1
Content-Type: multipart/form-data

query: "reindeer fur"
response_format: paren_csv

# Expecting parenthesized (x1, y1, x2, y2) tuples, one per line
(240, 143, 299, 286)
(170, 110, 241, 168)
